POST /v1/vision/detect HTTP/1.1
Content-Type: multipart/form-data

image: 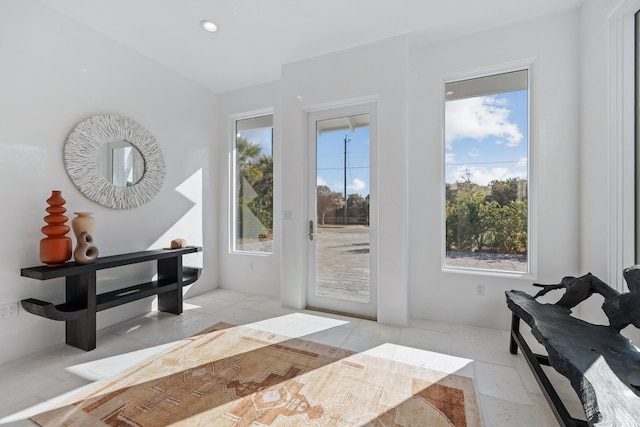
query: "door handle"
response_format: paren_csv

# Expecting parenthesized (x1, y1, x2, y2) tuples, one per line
(309, 220, 315, 241)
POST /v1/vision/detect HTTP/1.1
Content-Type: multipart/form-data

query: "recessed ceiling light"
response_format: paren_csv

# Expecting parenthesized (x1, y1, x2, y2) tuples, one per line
(200, 20, 218, 33)
(446, 90, 455, 96)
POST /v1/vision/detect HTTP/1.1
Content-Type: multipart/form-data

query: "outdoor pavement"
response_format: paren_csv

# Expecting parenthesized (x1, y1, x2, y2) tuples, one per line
(316, 225, 527, 304)
(445, 251, 527, 272)
(242, 225, 527, 304)
(316, 225, 370, 303)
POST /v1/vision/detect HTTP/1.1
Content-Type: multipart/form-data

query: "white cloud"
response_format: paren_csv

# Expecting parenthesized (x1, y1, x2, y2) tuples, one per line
(323, 179, 367, 195)
(468, 147, 480, 158)
(445, 152, 456, 164)
(445, 95, 523, 148)
(447, 164, 526, 186)
(348, 178, 366, 192)
(517, 157, 528, 168)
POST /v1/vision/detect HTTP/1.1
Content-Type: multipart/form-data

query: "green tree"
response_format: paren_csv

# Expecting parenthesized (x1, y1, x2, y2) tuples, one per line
(450, 189, 488, 251)
(236, 137, 262, 175)
(346, 193, 369, 225)
(445, 178, 528, 255)
(236, 137, 273, 236)
(494, 200, 528, 253)
(247, 155, 273, 232)
(445, 199, 458, 251)
(317, 185, 345, 225)
(489, 178, 519, 206)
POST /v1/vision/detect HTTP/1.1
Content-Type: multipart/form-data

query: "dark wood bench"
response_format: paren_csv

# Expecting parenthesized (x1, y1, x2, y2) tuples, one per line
(506, 269, 640, 426)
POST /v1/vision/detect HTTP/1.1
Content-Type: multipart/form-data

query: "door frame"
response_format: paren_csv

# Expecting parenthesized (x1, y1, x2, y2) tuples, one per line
(304, 98, 378, 319)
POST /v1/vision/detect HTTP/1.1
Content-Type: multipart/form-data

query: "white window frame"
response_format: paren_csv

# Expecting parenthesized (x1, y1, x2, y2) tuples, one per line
(229, 108, 274, 255)
(609, 1, 640, 290)
(441, 60, 537, 279)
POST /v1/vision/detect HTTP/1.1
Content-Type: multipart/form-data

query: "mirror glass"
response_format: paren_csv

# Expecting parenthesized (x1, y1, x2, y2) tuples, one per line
(97, 140, 146, 187)
(64, 114, 165, 209)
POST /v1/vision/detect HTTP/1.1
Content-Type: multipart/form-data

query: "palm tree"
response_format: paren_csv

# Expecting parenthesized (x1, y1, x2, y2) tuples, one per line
(236, 137, 274, 234)
(236, 137, 262, 175)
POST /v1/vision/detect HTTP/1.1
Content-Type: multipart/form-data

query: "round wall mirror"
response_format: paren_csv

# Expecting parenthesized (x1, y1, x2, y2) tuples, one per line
(64, 115, 165, 209)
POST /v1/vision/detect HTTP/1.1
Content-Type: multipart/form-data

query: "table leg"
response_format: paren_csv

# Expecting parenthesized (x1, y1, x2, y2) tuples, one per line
(158, 256, 183, 314)
(65, 272, 97, 351)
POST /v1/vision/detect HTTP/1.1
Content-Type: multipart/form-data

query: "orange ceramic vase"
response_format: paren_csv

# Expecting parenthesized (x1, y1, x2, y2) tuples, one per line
(40, 190, 72, 267)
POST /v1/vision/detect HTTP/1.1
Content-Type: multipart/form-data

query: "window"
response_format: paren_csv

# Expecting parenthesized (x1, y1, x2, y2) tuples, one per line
(444, 69, 530, 273)
(636, 9, 640, 264)
(610, 2, 640, 287)
(233, 114, 274, 253)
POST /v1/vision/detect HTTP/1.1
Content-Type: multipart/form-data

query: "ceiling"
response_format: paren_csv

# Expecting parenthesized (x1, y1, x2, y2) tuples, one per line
(38, 0, 584, 94)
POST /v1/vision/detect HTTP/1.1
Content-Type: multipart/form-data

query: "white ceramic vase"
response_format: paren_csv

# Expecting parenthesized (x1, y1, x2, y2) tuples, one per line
(71, 212, 94, 241)
(71, 212, 98, 263)
(74, 232, 99, 264)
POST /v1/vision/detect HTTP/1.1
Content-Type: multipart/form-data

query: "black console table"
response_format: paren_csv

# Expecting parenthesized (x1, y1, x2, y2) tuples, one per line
(20, 247, 202, 351)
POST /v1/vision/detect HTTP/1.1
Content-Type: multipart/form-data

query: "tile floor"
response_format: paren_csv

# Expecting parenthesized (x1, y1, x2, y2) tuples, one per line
(0, 289, 586, 426)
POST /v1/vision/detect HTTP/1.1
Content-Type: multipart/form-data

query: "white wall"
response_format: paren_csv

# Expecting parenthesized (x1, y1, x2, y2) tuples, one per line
(580, 1, 619, 286)
(579, 0, 640, 345)
(238, 11, 584, 331)
(0, 1, 218, 364)
(217, 81, 281, 296)
(407, 11, 581, 329)
(280, 36, 409, 325)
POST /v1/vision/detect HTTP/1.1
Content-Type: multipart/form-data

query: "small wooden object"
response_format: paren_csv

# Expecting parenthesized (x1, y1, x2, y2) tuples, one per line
(170, 238, 187, 249)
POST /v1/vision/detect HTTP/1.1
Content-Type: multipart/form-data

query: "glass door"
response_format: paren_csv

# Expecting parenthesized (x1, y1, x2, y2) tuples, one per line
(306, 103, 377, 319)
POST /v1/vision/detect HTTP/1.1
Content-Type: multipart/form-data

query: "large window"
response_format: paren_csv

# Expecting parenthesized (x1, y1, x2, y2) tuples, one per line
(636, 10, 640, 264)
(233, 114, 273, 253)
(444, 69, 530, 273)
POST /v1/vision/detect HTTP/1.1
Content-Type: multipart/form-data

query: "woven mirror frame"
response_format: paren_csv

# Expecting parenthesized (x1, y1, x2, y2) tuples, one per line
(64, 114, 165, 209)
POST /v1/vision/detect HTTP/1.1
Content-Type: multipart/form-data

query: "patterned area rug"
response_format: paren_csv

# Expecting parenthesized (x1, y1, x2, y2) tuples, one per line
(32, 322, 481, 426)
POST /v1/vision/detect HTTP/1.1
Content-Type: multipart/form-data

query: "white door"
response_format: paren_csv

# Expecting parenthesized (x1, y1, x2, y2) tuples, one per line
(306, 102, 377, 319)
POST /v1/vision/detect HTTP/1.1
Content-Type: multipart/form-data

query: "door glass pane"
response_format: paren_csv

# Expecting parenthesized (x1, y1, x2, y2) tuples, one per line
(315, 114, 370, 302)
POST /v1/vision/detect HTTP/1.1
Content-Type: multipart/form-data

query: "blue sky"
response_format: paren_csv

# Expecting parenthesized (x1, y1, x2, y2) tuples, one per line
(316, 126, 370, 198)
(240, 125, 370, 198)
(240, 92, 524, 195)
(445, 90, 528, 186)
(239, 128, 273, 157)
